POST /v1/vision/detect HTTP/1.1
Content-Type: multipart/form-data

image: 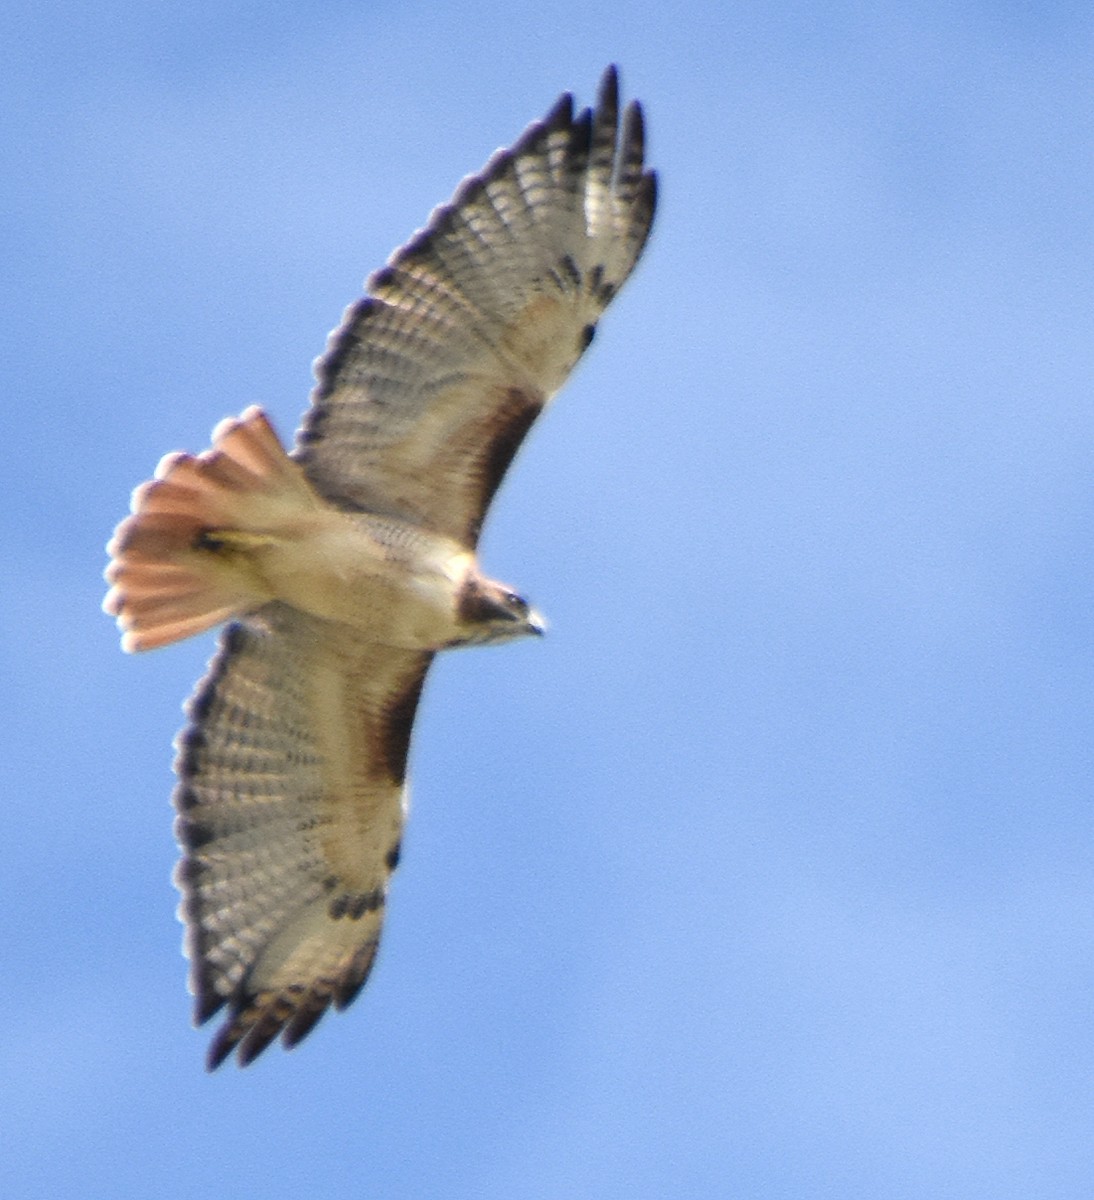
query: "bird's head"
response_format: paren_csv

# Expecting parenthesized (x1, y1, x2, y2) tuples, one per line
(454, 574, 546, 646)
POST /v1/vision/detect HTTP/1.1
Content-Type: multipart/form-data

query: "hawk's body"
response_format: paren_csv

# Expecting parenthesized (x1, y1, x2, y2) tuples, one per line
(104, 67, 655, 1067)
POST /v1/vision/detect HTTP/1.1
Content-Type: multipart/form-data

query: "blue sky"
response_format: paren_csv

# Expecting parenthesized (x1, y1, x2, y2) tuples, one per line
(3, 2, 1094, 1196)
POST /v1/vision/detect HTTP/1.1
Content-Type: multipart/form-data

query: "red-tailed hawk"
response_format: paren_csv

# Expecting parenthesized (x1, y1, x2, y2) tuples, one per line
(104, 66, 656, 1068)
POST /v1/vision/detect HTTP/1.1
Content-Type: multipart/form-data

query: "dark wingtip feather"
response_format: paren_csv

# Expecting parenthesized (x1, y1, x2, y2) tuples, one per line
(332, 940, 381, 1010)
(639, 170, 658, 227)
(543, 89, 574, 132)
(205, 1020, 243, 1071)
(193, 982, 226, 1026)
(236, 1009, 287, 1066)
(617, 100, 647, 194)
(596, 66, 620, 149)
(281, 991, 330, 1049)
(599, 64, 620, 106)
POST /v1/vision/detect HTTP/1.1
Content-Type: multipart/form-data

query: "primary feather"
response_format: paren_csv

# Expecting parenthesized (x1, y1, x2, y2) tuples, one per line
(104, 66, 656, 1068)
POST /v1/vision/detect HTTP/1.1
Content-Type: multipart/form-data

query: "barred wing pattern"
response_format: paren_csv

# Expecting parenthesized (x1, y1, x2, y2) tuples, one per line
(295, 65, 656, 546)
(162, 66, 655, 1067)
(175, 604, 431, 1068)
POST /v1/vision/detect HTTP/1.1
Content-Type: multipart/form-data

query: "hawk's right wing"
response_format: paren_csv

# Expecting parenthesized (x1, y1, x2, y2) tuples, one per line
(293, 66, 656, 548)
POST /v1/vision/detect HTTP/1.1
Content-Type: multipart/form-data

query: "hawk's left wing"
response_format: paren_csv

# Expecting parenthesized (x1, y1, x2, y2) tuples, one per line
(173, 602, 430, 1068)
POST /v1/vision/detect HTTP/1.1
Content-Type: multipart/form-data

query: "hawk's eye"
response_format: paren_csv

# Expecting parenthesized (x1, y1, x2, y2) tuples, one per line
(506, 592, 529, 616)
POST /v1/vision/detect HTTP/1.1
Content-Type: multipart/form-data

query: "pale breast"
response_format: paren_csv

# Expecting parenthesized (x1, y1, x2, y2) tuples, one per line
(255, 508, 472, 649)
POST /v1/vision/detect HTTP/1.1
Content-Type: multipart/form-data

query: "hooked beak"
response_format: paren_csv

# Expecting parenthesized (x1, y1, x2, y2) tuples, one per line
(526, 609, 548, 637)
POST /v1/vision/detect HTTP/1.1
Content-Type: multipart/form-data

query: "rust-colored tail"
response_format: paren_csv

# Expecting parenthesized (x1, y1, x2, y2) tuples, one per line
(104, 406, 317, 652)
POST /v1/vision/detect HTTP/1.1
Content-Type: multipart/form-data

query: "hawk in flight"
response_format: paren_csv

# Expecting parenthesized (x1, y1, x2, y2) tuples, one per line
(104, 66, 656, 1068)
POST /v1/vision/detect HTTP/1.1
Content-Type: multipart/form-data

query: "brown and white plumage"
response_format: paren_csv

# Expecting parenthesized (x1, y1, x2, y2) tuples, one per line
(104, 66, 656, 1068)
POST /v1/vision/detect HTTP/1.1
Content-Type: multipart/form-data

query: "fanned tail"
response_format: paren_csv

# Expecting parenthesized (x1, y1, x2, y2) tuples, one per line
(103, 406, 318, 652)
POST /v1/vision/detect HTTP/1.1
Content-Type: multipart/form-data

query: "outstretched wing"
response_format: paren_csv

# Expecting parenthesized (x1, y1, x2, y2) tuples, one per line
(294, 65, 656, 547)
(174, 602, 431, 1068)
